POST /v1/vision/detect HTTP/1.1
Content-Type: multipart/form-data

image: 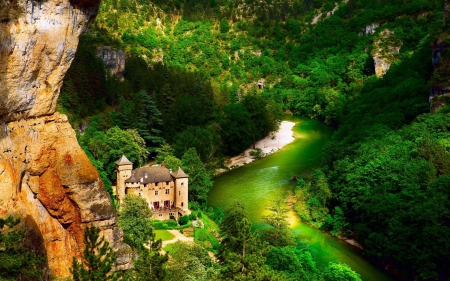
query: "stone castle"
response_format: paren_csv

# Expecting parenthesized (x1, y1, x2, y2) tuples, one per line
(115, 155, 190, 220)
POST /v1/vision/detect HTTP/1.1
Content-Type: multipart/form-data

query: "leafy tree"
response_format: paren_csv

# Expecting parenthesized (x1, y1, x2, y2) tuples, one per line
(103, 127, 148, 178)
(71, 225, 117, 281)
(266, 246, 319, 280)
(118, 195, 153, 249)
(119, 195, 168, 280)
(322, 262, 362, 281)
(165, 241, 220, 281)
(163, 155, 182, 171)
(0, 216, 45, 280)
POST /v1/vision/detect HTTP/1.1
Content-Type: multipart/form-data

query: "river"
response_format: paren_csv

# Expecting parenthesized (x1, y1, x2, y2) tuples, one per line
(207, 116, 395, 281)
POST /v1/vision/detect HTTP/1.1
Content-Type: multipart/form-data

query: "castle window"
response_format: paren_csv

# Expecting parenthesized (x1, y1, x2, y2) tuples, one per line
(181, 202, 184, 207)
(178, 191, 180, 195)
(155, 182, 159, 186)
(155, 191, 158, 196)
(159, 214, 162, 217)
(181, 182, 184, 186)
(166, 181, 169, 185)
(165, 189, 169, 194)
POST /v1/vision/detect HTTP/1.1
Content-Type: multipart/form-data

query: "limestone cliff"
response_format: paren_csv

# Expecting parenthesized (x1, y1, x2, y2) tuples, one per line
(0, 0, 131, 277)
(372, 29, 402, 77)
(96, 46, 125, 79)
(429, 2, 450, 112)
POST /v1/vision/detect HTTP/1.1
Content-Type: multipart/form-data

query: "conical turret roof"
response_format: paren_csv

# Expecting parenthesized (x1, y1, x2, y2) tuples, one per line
(115, 155, 133, 165)
(171, 167, 189, 178)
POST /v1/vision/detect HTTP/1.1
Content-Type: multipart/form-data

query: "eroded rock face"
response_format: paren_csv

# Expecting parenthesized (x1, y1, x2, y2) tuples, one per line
(372, 29, 402, 77)
(0, 0, 101, 121)
(0, 0, 131, 277)
(96, 46, 125, 79)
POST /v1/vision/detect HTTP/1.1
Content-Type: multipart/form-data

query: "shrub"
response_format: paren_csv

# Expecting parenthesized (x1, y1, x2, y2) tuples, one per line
(178, 215, 189, 226)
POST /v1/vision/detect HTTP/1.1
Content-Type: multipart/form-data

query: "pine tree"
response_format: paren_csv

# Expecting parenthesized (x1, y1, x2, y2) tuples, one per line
(218, 201, 278, 280)
(260, 197, 295, 247)
(0, 216, 45, 280)
(71, 225, 117, 281)
(181, 148, 213, 204)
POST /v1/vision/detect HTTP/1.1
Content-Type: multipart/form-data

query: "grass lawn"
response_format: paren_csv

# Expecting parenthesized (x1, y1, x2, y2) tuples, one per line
(155, 229, 175, 241)
(163, 243, 174, 253)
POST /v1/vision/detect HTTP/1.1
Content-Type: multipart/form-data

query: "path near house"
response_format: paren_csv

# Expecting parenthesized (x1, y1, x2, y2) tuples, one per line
(161, 229, 194, 248)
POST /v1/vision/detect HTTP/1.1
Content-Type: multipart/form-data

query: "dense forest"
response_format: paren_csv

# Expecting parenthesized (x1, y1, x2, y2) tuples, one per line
(50, 0, 450, 280)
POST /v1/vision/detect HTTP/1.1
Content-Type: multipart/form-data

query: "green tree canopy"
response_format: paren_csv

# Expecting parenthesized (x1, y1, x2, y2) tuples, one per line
(118, 195, 153, 249)
(322, 262, 362, 281)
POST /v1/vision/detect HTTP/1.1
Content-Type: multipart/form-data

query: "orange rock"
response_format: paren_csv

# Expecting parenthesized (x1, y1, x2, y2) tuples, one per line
(0, 0, 131, 277)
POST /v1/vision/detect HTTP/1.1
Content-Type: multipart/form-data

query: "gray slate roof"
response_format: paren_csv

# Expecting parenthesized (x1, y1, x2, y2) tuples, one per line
(115, 155, 133, 165)
(171, 167, 189, 178)
(125, 166, 173, 184)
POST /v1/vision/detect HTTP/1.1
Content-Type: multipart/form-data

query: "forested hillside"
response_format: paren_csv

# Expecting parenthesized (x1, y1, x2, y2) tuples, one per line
(58, 0, 450, 280)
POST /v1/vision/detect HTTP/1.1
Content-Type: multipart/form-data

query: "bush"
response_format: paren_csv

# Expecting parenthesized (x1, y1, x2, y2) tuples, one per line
(189, 213, 197, 221)
(249, 148, 264, 159)
(178, 215, 189, 226)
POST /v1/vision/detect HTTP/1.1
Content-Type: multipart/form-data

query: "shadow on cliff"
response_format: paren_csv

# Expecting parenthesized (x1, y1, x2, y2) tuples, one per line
(22, 215, 50, 280)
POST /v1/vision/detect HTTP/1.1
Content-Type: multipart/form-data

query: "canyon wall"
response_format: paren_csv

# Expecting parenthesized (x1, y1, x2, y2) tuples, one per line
(0, 0, 131, 277)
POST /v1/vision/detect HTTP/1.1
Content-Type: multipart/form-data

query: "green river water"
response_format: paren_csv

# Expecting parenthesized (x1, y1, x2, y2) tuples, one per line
(207, 116, 395, 281)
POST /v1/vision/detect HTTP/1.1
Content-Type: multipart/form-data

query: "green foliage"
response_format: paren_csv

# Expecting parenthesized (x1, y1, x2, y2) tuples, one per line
(163, 155, 183, 171)
(294, 169, 332, 227)
(124, 230, 168, 281)
(164, 241, 220, 281)
(194, 211, 221, 252)
(220, 18, 230, 33)
(266, 246, 319, 280)
(248, 148, 264, 159)
(80, 125, 149, 181)
(218, 201, 280, 280)
(118, 196, 168, 280)
(153, 220, 178, 230)
(71, 225, 117, 281)
(118, 195, 153, 249)
(118, 90, 164, 150)
(0, 216, 46, 281)
(322, 207, 347, 236)
(322, 262, 362, 281)
(177, 215, 190, 226)
(260, 198, 295, 247)
(181, 148, 213, 204)
(320, 26, 450, 280)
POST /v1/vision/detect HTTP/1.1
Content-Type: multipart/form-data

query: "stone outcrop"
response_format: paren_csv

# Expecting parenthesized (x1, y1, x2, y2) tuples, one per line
(359, 23, 379, 36)
(429, 35, 450, 112)
(0, 0, 131, 277)
(372, 29, 402, 77)
(96, 46, 126, 79)
(429, 1, 450, 113)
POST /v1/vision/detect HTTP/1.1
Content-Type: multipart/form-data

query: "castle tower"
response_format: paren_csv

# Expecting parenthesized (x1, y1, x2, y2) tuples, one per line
(115, 155, 133, 205)
(171, 167, 189, 213)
